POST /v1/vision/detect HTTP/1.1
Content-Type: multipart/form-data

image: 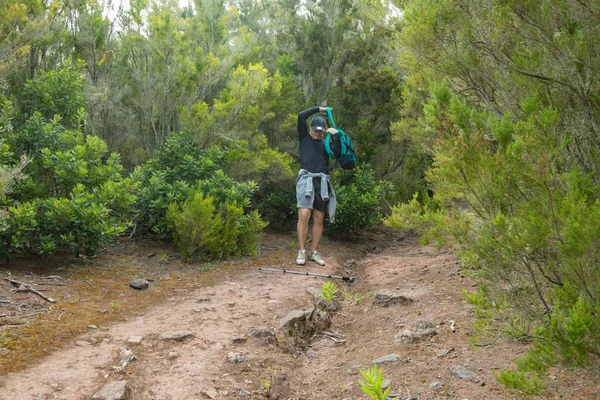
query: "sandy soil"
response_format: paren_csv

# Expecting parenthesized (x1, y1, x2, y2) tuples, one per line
(0, 227, 598, 400)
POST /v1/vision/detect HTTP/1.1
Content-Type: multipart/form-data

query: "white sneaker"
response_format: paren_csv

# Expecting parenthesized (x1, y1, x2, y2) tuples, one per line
(309, 251, 325, 266)
(296, 250, 306, 265)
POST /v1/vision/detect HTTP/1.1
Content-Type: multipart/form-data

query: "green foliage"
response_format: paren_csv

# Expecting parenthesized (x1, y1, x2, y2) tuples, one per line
(494, 370, 545, 396)
(133, 131, 263, 236)
(386, 82, 600, 386)
(359, 365, 391, 400)
(0, 95, 135, 258)
(20, 61, 87, 129)
(257, 187, 296, 230)
(329, 166, 391, 233)
(166, 188, 266, 262)
(320, 281, 338, 305)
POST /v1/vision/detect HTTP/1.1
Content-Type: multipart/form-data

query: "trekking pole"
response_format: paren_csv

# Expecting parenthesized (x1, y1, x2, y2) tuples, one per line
(258, 267, 357, 283)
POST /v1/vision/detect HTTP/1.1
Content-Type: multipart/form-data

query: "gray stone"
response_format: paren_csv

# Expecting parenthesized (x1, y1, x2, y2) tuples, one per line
(429, 381, 443, 391)
(167, 351, 179, 359)
(91, 381, 131, 400)
(382, 379, 392, 390)
(232, 387, 252, 397)
(372, 354, 401, 365)
(248, 327, 275, 337)
(374, 290, 413, 307)
(415, 319, 434, 330)
(306, 287, 323, 301)
(75, 340, 91, 347)
(202, 388, 218, 399)
(346, 365, 361, 376)
(226, 351, 245, 364)
(126, 336, 143, 345)
(451, 365, 477, 380)
(395, 328, 437, 344)
(129, 279, 149, 290)
(159, 331, 193, 341)
(279, 309, 308, 329)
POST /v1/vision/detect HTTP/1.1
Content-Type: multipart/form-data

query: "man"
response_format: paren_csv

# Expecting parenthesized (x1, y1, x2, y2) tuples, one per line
(295, 106, 340, 266)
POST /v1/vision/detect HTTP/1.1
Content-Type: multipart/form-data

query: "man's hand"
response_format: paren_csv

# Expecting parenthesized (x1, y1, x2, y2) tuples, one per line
(326, 127, 338, 135)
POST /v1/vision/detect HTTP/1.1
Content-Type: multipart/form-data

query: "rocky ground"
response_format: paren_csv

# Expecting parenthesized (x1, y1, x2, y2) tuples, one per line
(0, 227, 598, 400)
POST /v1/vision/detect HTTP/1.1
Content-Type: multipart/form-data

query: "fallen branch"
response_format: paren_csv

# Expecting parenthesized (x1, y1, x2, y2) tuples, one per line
(5, 279, 56, 303)
(83, 280, 93, 287)
(58, 311, 66, 321)
(40, 275, 63, 280)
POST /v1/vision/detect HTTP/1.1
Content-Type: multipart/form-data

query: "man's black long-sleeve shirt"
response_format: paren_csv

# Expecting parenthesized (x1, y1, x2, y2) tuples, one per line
(298, 107, 341, 174)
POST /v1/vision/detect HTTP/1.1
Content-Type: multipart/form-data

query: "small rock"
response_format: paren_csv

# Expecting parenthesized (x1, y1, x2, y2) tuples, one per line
(91, 380, 131, 400)
(248, 327, 275, 337)
(159, 331, 193, 341)
(372, 354, 401, 365)
(127, 336, 143, 345)
(226, 352, 245, 364)
(129, 279, 149, 290)
(266, 300, 281, 310)
(167, 351, 179, 359)
(201, 388, 218, 399)
(279, 309, 309, 329)
(88, 325, 98, 330)
(374, 290, 413, 307)
(232, 387, 252, 397)
(451, 365, 477, 380)
(429, 381, 442, 392)
(119, 347, 136, 368)
(75, 340, 91, 347)
(382, 379, 392, 390)
(232, 336, 247, 344)
(346, 365, 361, 376)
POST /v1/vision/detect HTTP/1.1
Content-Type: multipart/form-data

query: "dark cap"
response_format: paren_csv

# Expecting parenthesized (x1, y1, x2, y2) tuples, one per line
(310, 116, 326, 131)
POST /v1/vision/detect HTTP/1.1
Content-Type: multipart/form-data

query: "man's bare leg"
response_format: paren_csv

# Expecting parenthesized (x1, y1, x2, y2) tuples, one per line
(310, 209, 325, 252)
(297, 208, 312, 250)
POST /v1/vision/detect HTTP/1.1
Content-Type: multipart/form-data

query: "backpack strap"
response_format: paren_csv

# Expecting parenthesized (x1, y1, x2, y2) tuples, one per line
(324, 107, 339, 158)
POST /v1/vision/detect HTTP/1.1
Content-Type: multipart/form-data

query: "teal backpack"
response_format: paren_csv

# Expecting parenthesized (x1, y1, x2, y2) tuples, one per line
(323, 107, 357, 170)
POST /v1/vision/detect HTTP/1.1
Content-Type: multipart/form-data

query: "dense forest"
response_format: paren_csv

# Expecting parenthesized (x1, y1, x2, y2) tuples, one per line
(1, 0, 599, 394)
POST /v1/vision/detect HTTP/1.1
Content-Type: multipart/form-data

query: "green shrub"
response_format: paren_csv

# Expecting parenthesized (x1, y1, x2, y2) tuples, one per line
(166, 189, 267, 262)
(329, 165, 391, 233)
(386, 85, 600, 389)
(133, 132, 262, 236)
(494, 370, 545, 395)
(19, 61, 87, 129)
(257, 187, 296, 229)
(166, 190, 220, 262)
(0, 88, 136, 258)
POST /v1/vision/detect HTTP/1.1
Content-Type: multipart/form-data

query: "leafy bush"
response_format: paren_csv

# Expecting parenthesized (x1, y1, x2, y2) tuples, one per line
(385, 85, 600, 390)
(20, 60, 87, 129)
(257, 187, 296, 230)
(0, 90, 135, 258)
(329, 166, 391, 233)
(166, 189, 267, 262)
(134, 131, 269, 261)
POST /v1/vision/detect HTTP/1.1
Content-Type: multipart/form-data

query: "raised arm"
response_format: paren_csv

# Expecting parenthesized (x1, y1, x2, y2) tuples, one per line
(298, 106, 324, 140)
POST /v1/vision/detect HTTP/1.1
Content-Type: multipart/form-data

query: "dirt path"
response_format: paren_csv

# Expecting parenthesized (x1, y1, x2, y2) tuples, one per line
(0, 229, 598, 400)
